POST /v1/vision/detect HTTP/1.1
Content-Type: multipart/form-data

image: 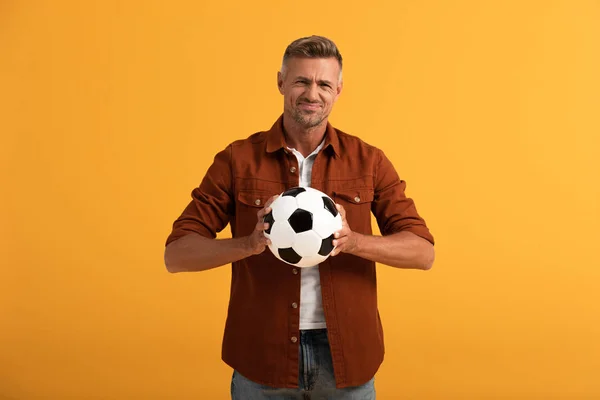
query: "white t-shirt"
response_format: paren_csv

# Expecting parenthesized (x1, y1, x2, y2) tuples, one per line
(286, 139, 327, 330)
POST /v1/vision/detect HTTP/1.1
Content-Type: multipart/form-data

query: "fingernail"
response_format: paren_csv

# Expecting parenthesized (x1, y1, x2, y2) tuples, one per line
(334, 232, 339, 238)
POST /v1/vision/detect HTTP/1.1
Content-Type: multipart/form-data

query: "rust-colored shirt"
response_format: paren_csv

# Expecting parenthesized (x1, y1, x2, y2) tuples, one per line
(165, 115, 434, 389)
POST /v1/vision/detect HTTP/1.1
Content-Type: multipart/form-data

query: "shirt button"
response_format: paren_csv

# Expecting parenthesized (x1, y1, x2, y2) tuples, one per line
(291, 302, 298, 309)
(291, 336, 298, 343)
(290, 166, 297, 173)
(292, 268, 298, 275)
(354, 196, 361, 203)
(254, 199, 261, 206)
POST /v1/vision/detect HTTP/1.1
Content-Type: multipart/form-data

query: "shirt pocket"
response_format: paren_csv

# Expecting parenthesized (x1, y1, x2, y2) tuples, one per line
(333, 188, 375, 235)
(237, 190, 273, 208)
(235, 190, 274, 237)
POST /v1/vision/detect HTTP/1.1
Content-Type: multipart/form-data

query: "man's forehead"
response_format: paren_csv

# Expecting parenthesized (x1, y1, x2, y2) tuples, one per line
(285, 57, 341, 76)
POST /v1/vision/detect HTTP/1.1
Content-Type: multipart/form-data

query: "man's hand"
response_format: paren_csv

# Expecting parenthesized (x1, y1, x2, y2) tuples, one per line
(331, 203, 359, 256)
(244, 195, 279, 255)
(328, 203, 434, 270)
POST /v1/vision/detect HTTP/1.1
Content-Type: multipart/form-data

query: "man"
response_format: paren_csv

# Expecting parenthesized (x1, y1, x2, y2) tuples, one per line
(164, 35, 435, 399)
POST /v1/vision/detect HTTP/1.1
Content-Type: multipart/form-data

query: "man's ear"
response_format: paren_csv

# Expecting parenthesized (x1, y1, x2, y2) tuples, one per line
(277, 71, 284, 94)
(335, 80, 343, 100)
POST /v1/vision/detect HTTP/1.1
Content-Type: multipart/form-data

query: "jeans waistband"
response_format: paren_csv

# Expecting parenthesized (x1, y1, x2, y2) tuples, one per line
(300, 328, 328, 340)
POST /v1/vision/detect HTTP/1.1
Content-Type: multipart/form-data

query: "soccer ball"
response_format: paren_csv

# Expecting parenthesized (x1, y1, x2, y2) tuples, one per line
(263, 186, 343, 268)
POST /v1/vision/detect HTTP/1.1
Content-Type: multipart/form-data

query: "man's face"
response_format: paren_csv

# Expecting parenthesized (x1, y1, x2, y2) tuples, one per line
(278, 57, 343, 129)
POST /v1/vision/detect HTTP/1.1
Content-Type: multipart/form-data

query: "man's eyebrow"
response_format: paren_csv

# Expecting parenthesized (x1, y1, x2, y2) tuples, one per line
(293, 76, 333, 85)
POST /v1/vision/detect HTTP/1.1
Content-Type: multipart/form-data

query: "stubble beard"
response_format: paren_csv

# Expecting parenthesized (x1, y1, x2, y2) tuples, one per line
(291, 107, 327, 129)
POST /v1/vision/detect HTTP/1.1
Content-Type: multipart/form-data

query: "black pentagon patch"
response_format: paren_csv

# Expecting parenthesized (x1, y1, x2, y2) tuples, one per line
(318, 234, 335, 256)
(322, 196, 338, 217)
(279, 247, 302, 264)
(288, 209, 313, 233)
(282, 187, 306, 197)
(263, 211, 274, 234)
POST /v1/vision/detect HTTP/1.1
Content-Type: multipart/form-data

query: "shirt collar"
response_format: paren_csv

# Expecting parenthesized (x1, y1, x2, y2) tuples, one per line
(286, 136, 326, 161)
(265, 114, 341, 158)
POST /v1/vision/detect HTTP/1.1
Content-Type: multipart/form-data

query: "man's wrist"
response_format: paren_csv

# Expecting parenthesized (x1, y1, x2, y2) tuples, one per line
(348, 232, 364, 256)
(238, 235, 252, 256)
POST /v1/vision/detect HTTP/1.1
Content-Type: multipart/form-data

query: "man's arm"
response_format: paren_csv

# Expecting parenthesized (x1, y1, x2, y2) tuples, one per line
(164, 198, 275, 273)
(331, 204, 435, 270)
(332, 148, 435, 270)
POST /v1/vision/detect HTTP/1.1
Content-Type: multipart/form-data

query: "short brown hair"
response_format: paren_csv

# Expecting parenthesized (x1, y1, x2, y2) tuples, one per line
(282, 35, 343, 72)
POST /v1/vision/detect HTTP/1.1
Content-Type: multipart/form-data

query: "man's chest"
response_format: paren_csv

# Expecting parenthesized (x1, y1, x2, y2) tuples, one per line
(231, 152, 375, 237)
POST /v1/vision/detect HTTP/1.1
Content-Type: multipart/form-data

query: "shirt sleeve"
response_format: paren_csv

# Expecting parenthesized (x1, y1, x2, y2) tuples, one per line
(372, 149, 435, 245)
(165, 145, 234, 246)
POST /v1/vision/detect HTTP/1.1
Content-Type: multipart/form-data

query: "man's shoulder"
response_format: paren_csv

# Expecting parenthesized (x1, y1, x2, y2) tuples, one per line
(333, 126, 381, 155)
(218, 127, 269, 151)
(209, 131, 267, 161)
(225, 131, 265, 147)
(334, 126, 372, 145)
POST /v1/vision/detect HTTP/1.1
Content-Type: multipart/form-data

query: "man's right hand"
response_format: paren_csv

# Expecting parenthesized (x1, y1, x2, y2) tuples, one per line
(245, 195, 279, 255)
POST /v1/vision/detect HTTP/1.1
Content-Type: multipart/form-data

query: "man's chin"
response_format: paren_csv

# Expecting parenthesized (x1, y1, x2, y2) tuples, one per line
(294, 113, 325, 128)
(302, 119, 324, 129)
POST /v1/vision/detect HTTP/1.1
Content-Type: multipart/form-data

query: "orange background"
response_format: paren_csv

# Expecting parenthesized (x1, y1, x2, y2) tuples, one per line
(1, 1, 599, 399)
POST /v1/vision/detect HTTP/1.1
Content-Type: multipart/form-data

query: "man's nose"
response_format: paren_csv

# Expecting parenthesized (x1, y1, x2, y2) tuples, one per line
(304, 83, 319, 101)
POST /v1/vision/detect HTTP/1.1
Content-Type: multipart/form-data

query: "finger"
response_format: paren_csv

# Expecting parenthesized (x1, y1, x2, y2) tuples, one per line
(331, 245, 344, 256)
(334, 226, 349, 238)
(257, 205, 273, 220)
(259, 234, 271, 245)
(332, 237, 347, 247)
(255, 220, 268, 232)
(335, 203, 346, 218)
(265, 194, 279, 208)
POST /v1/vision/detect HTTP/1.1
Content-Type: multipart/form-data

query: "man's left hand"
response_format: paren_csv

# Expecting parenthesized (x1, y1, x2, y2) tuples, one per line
(331, 203, 359, 256)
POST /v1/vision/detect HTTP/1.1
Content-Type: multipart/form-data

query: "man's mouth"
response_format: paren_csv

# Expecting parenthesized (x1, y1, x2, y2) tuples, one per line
(298, 102, 322, 111)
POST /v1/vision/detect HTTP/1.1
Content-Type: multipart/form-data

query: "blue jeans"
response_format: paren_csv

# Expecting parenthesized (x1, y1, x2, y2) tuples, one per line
(231, 329, 375, 399)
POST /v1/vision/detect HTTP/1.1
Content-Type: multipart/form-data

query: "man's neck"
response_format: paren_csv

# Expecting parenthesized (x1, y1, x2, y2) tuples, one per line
(282, 116, 328, 158)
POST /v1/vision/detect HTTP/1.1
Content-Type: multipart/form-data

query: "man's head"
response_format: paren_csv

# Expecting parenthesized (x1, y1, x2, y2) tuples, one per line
(278, 36, 343, 130)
